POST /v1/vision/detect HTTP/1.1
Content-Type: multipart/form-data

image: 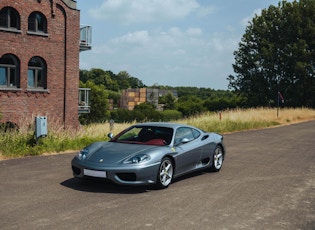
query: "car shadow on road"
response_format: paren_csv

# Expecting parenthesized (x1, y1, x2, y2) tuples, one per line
(61, 170, 214, 194)
(60, 177, 153, 194)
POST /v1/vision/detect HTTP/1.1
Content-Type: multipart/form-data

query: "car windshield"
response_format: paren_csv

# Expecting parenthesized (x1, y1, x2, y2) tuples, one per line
(113, 126, 174, 146)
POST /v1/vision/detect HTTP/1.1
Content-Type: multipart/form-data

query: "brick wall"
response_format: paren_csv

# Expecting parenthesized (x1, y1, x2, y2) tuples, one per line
(0, 0, 80, 129)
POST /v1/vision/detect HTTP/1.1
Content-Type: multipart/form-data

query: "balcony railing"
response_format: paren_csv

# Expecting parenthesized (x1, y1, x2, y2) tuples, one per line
(80, 25, 92, 51)
(79, 88, 91, 114)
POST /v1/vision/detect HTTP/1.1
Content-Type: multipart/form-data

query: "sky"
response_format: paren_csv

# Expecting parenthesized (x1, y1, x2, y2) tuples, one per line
(77, 0, 283, 90)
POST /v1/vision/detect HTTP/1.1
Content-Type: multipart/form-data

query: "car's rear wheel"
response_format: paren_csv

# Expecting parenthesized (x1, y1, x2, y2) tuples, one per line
(210, 145, 224, 172)
(156, 157, 173, 189)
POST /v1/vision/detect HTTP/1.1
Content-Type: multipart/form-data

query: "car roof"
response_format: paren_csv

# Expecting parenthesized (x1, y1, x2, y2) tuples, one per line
(134, 122, 195, 129)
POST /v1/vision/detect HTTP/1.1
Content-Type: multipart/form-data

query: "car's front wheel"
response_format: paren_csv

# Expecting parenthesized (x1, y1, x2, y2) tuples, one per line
(156, 157, 173, 189)
(210, 145, 224, 172)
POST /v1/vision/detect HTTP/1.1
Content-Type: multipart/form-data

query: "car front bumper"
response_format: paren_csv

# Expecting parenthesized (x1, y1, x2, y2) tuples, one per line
(71, 157, 160, 186)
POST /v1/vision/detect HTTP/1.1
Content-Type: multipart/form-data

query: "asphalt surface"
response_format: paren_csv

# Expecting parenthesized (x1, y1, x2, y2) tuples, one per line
(0, 121, 314, 230)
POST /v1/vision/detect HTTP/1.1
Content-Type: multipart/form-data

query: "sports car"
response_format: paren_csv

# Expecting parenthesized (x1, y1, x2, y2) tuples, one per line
(71, 122, 225, 189)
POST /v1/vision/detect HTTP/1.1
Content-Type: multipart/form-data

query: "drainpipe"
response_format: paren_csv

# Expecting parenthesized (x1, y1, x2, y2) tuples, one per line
(57, 4, 67, 129)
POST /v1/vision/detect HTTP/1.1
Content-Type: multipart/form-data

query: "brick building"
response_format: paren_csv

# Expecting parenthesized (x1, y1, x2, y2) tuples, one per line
(0, 0, 88, 129)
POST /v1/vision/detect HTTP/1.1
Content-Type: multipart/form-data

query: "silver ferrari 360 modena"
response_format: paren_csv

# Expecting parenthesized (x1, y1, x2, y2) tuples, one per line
(71, 122, 225, 189)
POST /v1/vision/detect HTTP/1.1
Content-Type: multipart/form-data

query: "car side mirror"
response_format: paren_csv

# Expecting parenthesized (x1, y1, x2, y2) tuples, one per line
(181, 138, 190, 144)
(107, 133, 114, 140)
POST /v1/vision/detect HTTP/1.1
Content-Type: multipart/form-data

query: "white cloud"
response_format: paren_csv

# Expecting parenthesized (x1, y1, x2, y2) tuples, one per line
(112, 30, 150, 45)
(89, 0, 200, 24)
(186, 27, 202, 36)
(173, 49, 186, 55)
(241, 9, 262, 27)
(197, 5, 217, 18)
(79, 23, 240, 88)
(210, 34, 237, 52)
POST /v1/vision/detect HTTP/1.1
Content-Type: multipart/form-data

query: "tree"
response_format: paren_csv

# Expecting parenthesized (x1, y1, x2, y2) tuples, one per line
(79, 81, 109, 124)
(80, 69, 120, 91)
(203, 95, 246, 111)
(159, 93, 177, 110)
(113, 71, 145, 89)
(106, 90, 121, 109)
(128, 76, 146, 88)
(133, 103, 162, 121)
(110, 109, 132, 123)
(228, 0, 315, 107)
(177, 96, 205, 117)
(80, 69, 145, 91)
(79, 69, 89, 83)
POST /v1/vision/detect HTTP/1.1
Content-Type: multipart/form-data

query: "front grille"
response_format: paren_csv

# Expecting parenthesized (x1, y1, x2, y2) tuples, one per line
(116, 173, 136, 181)
(72, 166, 81, 175)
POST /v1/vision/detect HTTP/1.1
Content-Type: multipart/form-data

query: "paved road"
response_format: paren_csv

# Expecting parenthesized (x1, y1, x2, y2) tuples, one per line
(0, 121, 314, 230)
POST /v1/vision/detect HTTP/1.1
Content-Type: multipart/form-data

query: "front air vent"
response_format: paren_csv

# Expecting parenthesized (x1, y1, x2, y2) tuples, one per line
(116, 173, 136, 181)
(72, 166, 81, 175)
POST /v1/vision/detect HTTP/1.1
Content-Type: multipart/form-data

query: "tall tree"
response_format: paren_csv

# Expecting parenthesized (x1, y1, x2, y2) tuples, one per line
(228, 0, 315, 107)
(110, 71, 145, 89)
(79, 81, 109, 124)
(159, 92, 177, 110)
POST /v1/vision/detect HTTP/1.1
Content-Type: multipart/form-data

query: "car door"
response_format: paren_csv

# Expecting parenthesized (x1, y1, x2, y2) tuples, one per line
(173, 127, 202, 176)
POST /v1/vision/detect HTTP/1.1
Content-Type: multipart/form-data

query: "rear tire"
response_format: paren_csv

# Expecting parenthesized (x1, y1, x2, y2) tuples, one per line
(210, 145, 224, 172)
(156, 157, 173, 189)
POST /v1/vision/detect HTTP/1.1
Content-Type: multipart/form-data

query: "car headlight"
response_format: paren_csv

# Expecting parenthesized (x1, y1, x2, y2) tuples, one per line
(125, 154, 150, 164)
(77, 148, 89, 160)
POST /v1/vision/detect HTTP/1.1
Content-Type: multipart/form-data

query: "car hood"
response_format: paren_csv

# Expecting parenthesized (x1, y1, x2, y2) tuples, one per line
(85, 142, 158, 164)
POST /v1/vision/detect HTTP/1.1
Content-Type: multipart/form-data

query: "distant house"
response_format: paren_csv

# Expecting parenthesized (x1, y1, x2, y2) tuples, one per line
(0, 0, 91, 129)
(120, 88, 177, 110)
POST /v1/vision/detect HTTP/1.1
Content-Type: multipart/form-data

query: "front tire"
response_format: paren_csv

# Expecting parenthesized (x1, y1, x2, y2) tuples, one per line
(156, 157, 173, 189)
(210, 145, 224, 172)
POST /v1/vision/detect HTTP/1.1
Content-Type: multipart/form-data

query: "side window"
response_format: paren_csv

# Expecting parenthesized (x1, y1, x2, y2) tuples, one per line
(174, 127, 195, 145)
(28, 56, 47, 89)
(0, 54, 20, 88)
(0, 7, 20, 30)
(192, 128, 201, 139)
(28, 12, 47, 33)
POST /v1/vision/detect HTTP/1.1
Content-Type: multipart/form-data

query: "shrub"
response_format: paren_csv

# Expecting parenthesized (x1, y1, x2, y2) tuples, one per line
(161, 110, 182, 121)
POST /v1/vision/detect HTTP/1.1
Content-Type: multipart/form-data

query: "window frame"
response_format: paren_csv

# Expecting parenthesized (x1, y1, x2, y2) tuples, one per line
(27, 56, 47, 91)
(0, 54, 20, 89)
(0, 7, 21, 33)
(27, 11, 48, 36)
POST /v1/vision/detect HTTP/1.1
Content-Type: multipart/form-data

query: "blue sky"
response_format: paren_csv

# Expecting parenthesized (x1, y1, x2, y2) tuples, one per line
(77, 0, 283, 89)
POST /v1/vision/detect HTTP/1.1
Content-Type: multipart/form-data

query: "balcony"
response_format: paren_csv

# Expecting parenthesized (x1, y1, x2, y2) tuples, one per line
(79, 88, 91, 114)
(80, 25, 92, 51)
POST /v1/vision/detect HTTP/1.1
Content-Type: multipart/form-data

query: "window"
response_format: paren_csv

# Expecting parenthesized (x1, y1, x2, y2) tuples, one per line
(0, 54, 20, 88)
(192, 128, 201, 139)
(28, 56, 47, 89)
(174, 127, 197, 145)
(113, 125, 173, 146)
(0, 7, 20, 30)
(28, 12, 47, 33)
